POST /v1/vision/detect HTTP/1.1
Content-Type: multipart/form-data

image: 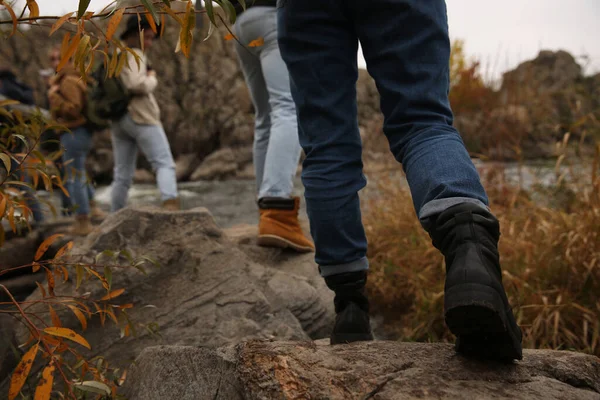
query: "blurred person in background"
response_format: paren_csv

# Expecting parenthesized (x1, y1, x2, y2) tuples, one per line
(232, 0, 314, 252)
(110, 15, 180, 211)
(48, 51, 96, 235)
(46, 48, 106, 221)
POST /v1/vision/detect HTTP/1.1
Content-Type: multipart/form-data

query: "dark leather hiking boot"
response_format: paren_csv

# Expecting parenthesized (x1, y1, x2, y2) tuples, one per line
(325, 270, 374, 345)
(427, 203, 522, 361)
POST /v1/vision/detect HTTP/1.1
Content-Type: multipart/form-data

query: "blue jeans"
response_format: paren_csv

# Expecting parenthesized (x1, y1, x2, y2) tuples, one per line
(234, 6, 301, 199)
(277, 0, 489, 276)
(61, 126, 93, 216)
(56, 159, 95, 216)
(110, 114, 178, 211)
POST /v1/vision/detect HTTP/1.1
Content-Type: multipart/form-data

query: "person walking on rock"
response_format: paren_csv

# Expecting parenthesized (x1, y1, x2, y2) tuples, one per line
(111, 15, 179, 212)
(232, 1, 314, 252)
(277, 0, 523, 360)
(48, 58, 96, 235)
(46, 48, 106, 221)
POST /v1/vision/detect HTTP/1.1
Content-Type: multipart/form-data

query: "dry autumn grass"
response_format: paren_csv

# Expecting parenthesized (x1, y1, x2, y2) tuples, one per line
(364, 142, 600, 356)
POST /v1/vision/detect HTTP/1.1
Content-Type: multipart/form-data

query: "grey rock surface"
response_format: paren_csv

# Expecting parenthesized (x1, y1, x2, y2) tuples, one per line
(123, 340, 600, 400)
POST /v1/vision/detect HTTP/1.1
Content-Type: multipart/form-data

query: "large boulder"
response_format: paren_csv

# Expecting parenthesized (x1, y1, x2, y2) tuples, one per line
(501, 50, 582, 96)
(0, 315, 19, 385)
(175, 153, 202, 181)
(496, 50, 599, 157)
(9, 207, 332, 376)
(190, 147, 254, 181)
(122, 340, 600, 400)
(225, 224, 334, 339)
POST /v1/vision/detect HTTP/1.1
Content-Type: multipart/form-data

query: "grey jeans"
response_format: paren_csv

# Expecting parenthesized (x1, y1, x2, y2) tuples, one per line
(234, 6, 301, 199)
(110, 114, 178, 211)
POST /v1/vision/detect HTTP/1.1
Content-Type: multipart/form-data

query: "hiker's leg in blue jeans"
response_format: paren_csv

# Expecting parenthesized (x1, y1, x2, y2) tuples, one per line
(278, 1, 367, 276)
(125, 116, 178, 202)
(235, 7, 300, 199)
(256, 9, 301, 198)
(111, 117, 138, 211)
(87, 182, 95, 202)
(234, 11, 272, 195)
(55, 159, 72, 214)
(60, 127, 93, 216)
(352, 0, 488, 224)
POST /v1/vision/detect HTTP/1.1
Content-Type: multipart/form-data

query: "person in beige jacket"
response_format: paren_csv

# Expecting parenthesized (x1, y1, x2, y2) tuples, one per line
(111, 15, 179, 211)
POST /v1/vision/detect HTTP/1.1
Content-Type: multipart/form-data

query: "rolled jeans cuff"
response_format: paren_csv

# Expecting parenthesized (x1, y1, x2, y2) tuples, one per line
(319, 256, 369, 277)
(419, 197, 489, 231)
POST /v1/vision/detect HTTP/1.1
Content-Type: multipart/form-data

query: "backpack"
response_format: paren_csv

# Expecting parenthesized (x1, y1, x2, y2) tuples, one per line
(0, 70, 35, 105)
(83, 61, 130, 131)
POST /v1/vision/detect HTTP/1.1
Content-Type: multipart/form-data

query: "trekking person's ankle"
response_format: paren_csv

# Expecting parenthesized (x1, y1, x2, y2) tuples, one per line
(257, 196, 314, 252)
(426, 202, 523, 360)
(325, 270, 374, 345)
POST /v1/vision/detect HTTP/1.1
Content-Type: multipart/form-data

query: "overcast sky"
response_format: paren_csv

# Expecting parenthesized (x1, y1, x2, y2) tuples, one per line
(33, 0, 600, 81)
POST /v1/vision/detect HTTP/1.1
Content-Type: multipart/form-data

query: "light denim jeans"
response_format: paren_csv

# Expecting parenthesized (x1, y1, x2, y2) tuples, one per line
(110, 114, 178, 211)
(60, 126, 93, 216)
(233, 6, 301, 199)
(278, 0, 490, 277)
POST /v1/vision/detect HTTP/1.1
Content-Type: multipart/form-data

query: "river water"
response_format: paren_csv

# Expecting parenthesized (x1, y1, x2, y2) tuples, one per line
(2, 159, 593, 233)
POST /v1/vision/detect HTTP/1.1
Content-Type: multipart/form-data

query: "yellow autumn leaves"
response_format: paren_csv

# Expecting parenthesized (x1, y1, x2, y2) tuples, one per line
(8, 327, 90, 400)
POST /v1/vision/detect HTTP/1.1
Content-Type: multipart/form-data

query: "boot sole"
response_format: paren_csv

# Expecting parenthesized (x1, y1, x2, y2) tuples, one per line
(330, 332, 374, 345)
(445, 283, 523, 361)
(257, 234, 314, 253)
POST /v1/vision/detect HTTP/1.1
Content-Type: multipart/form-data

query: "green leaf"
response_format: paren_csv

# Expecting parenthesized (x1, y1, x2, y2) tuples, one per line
(73, 381, 111, 396)
(141, 0, 159, 24)
(141, 256, 160, 268)
(95, 249, 116, 264)
(119, 249, 134, 263)
(76, 264, 84, 289)
(77, 0, 92, 19)
(132, 261, 148, 276)
(220, 0, 237, 24)
(31, 150, 46, 166)
(0, 153, 11, 174)
(204, 0, 216, 25)
(104, 266, 113, 290)
(12, 134, 29, 152)
(238, 0, 246, 10)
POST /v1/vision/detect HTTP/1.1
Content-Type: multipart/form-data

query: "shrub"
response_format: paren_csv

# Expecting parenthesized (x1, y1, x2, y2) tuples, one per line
(364, 139, 600, 356)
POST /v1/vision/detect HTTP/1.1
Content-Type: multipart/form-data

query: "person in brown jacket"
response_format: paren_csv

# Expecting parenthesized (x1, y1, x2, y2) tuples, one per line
(48, 51, 96, 235)
(46, 48, 105, 222)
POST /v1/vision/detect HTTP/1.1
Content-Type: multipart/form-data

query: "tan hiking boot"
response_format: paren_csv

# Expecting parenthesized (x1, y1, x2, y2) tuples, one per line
(162, 197, 181, 211)
(69, 215, 93, 236)
(257, 197, 315, 253)
(89, 200, 107, 220)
